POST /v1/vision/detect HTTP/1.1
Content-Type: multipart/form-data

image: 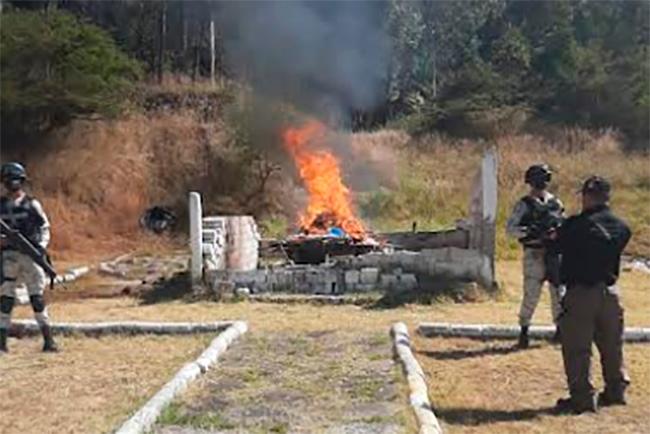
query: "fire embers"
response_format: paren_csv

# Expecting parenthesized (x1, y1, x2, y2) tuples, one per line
(282, 120, 366, 240)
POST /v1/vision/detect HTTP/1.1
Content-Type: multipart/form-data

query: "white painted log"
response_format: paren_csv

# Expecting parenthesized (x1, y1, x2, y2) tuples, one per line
(391, 322, 443, 434)
(10, 320, 234, 337)
(189, 192, 203, 284)
(54, 265, 91, 284)
(115, 321, 248, 434)
(417, 323, 650, 343)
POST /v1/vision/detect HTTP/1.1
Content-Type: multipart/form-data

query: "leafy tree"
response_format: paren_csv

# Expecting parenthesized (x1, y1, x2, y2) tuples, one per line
(1, 8, 141, 140)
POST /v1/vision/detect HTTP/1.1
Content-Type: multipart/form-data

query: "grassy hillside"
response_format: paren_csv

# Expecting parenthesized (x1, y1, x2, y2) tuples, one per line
(8, 82, 647, 261)
(356, 129, 650, 259)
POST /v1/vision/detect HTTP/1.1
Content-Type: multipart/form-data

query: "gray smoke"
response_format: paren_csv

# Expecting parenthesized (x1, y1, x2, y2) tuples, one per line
(216, 0, 390, 122)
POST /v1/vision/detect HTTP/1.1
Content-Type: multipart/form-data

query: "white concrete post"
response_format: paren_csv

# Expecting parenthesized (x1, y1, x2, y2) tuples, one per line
(468, 148, 498, 288)
(189, 192, 203, 284)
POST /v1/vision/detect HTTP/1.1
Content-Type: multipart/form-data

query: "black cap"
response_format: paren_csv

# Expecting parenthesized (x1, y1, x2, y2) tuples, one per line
(579, 175, 611, 198)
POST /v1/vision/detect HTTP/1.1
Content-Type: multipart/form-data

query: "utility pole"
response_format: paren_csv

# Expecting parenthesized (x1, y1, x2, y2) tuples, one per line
(210, 18, 216, 86)
(157, 1, 167, 84)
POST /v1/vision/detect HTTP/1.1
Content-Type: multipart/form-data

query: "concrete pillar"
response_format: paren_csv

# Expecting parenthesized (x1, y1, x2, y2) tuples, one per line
(468, 148, 498, 288)
(189, 192, 203, 284)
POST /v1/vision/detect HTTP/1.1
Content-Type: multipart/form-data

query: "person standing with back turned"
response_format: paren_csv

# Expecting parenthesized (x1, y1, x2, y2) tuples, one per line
(554, 175, 631, 414)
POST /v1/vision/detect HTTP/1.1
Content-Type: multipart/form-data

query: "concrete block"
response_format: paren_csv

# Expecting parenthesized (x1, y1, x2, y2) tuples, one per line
(294, 282, 311, 293)
(355, 284, 376, 292)
(235, 287, 251, 298)
(345, 270, 360, 285)
(362, 253, 382, 268)
(293, 270, 306, 284)
(306, 271, 323, 284)
(274, 271, 291, 289)
(426, 261, 439, 277)
(400, 252, 418, 271)
(380, 274, 398, 290)
(360, 267, 380, 284)
(400, 273, 418, 290)
(323, 271, 339, 292)
(414, 255, 431, 275)
(378, 254, 394, 270)
(253, 271, 268, 285)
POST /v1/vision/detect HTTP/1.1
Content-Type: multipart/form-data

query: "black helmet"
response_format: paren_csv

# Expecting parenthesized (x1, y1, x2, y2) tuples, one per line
(525, 164, 552, 189)
(1, 162, 27, 191)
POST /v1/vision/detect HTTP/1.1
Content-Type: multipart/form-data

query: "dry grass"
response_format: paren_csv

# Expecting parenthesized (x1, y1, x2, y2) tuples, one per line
(159, 330, 410, 433)
(0, 334, 213, 434)
(8, 105, 646, 264)
(355, 128, 650, 258)
(15, 107, 263, 261)
(14, 263, 650, 329)
(6, 260, 649, 433)
(413, 336, 650, 434)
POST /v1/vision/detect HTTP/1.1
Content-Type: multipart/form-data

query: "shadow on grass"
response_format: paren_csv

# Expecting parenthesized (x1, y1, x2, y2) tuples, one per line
(417, 343, 530, 360)
(366, 274, 470, 309)
(139, 271, 192, 305)
(435, 405, 557, 426)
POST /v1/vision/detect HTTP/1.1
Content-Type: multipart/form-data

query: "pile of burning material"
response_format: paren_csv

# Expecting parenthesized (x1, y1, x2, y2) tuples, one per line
(278, 121, 382, 264)
(284, 216, 381, 265)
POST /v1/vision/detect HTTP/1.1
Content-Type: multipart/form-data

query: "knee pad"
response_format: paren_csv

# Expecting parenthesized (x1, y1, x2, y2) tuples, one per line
(0, 295, 15, 314)
(29, 294, 46, 313)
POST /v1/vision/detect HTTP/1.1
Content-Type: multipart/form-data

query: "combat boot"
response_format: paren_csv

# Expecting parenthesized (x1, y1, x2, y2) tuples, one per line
(0, 328, 8, 353)
(517, 326, 529, 349)
(555, 396, 598, 414)
(41, 325, 59, 353)
(598, 387, 627, 407)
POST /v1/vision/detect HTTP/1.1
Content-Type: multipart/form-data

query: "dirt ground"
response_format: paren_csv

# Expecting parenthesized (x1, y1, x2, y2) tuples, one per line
(0, 334, 213, 434)
(413, 336, 650, 434)
(156, 330, 409, 433)
(3, 260, 649, 433)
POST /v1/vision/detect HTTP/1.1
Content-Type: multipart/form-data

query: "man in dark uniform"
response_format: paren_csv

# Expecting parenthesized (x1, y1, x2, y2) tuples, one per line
(554, 175, 631, 414)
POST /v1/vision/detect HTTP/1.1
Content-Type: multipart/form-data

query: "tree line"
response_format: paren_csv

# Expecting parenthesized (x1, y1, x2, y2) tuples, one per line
(1, 0, 648, 147)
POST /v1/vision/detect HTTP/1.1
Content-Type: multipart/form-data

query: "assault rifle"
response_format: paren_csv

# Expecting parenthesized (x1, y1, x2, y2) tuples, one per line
(520, 197, 565, 287)
(0, 218, 60, 288)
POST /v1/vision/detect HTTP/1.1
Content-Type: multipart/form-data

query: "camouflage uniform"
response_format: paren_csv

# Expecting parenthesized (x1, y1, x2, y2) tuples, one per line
(1, 189, 56, 352)
(506, 191, 565, 327)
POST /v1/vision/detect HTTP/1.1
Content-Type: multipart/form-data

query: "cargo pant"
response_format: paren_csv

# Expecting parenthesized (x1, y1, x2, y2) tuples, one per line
(519, 248, 563, 326)
(560, 284, 629, 405)
(0, 249, 50, 330)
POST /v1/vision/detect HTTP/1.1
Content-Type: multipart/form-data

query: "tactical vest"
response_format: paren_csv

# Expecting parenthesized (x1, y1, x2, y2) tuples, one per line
(519, 194, 563, 247)
(0, 195, 45, 248)
(519, 195, 562, 226)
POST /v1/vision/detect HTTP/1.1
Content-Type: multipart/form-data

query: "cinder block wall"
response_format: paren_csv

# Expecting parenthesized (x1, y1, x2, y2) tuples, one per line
(206, 247, 492, 295)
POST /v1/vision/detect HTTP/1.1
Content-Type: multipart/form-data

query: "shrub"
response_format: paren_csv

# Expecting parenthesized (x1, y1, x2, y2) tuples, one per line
(1, 9, 141, 141)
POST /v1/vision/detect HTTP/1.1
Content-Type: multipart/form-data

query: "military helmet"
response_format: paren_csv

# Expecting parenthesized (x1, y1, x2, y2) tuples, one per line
(525, 164, 552, 188)
(1, 162, 27, 182)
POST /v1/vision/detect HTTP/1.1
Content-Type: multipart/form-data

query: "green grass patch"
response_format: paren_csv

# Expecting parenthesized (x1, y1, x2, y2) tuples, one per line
(157, 402, 235, 430)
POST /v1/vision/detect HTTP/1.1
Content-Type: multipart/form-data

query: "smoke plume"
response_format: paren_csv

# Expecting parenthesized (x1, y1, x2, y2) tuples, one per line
(216, 0, 390, 122)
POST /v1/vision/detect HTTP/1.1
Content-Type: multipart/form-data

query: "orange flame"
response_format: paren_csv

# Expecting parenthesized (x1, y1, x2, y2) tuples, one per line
(282, 120, 365, 238)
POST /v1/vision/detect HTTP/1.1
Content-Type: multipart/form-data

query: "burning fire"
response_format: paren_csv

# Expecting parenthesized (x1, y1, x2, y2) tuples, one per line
(282, 120, 365, 239)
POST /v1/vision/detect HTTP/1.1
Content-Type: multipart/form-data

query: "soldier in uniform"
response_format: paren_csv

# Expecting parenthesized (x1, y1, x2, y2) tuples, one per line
(506, 164, 565, 349)
(0, 162, 58, 353)
(554, 176, 631, 414)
